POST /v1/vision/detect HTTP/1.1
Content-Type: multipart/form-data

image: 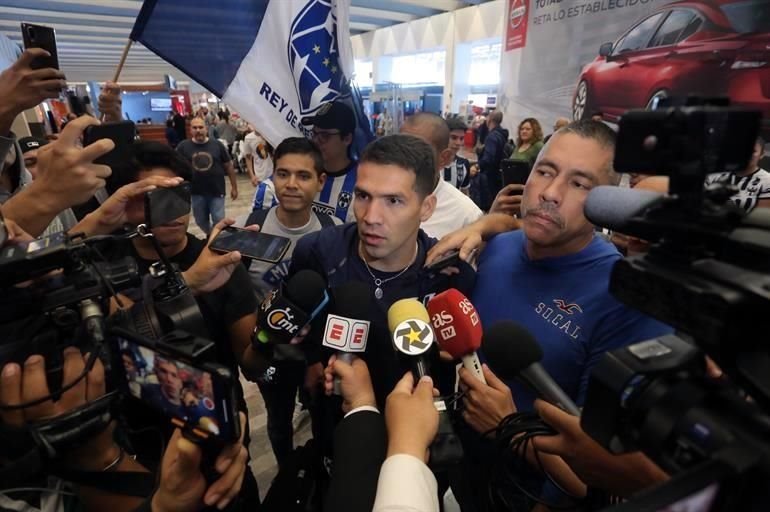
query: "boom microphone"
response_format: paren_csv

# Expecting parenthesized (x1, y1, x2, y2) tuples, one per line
(387, 298, 435, 379)
(427, 289, 485, 383)
(584, 185, 664, 231)
(321, 282, 371, 395)
(254, 269, 329, 345)
(483, 321, 581, 416)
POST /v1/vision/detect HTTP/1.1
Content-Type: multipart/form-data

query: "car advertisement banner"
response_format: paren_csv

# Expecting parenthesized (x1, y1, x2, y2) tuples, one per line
(506, 0, 530, 50)
(499, 0, 770, 136)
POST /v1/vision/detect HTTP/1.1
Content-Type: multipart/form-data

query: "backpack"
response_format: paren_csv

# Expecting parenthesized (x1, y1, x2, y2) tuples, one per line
(503, 139, 515, 159)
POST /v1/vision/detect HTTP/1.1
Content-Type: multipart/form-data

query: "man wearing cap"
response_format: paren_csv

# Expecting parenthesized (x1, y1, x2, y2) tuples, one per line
(300, 101, 358, 223)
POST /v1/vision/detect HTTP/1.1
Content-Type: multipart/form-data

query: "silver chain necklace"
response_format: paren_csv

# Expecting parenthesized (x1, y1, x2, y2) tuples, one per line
(360, 242, 419, 300)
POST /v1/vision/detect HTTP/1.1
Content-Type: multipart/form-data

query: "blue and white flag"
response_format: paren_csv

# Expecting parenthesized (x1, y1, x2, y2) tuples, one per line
(131, 0, 369, 148)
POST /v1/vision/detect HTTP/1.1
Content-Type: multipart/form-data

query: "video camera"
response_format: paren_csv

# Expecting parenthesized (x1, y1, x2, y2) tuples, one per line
(582, 98, 770, 510)
(0, 186, 239, 489)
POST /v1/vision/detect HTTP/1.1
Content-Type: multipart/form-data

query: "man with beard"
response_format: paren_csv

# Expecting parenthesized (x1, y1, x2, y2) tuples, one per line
(177, 117, 238, 236)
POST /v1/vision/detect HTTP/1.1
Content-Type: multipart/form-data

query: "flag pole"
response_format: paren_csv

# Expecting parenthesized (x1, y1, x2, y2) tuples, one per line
(99, 38, 132, 122)
(112, 38, 133, 82)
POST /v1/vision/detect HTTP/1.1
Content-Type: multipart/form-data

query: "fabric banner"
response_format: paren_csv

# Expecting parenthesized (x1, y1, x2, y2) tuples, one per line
(132, 0, 371, 149)
(506, 0, 529, 51)
(499, 0, 770, 135)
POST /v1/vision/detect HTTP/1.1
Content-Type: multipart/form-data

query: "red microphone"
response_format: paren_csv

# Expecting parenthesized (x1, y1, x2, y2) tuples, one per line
(427, 289, 485, 383)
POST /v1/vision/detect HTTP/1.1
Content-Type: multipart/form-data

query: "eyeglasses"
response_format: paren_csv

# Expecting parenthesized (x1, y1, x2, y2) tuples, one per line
(312, 130, 341, 142)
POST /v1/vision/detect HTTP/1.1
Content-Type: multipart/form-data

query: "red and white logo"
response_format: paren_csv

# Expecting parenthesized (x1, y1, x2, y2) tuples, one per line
(323, 314, 370, 352)
(553, 299, 583, 315)
(509, 0, 527, 29)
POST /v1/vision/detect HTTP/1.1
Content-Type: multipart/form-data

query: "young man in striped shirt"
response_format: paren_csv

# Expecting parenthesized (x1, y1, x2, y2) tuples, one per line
(704, 136, 770, 212)
(301, 101, 358, 223)
(444, 117, 471, 194)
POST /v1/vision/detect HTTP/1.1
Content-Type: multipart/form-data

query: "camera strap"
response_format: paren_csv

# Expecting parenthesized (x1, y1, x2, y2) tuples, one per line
(28, 392, 118, 459)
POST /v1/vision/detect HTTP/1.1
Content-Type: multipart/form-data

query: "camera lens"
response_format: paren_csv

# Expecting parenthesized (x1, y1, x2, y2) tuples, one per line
(27, 27, 35, 39)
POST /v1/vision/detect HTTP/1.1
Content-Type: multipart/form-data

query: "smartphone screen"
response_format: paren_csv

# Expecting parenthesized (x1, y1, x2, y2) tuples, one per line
(82, 121, 136, 170)
(144, 182, 192, 228)
(116, 336, 239, 441)
(501, 159, 530, 191)
(210, 227, 291, 263)
(21, 23, 59, 70)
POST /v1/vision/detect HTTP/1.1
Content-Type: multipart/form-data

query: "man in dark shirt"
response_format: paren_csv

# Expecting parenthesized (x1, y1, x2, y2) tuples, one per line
(478, 110, 510, 206)
(177, 117, 238, 236)
(95, 141, 260, 510)
(288, 134, 476, 406)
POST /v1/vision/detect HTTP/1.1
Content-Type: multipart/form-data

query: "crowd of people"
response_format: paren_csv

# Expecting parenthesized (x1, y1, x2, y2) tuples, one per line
(0, 45, 767, 512)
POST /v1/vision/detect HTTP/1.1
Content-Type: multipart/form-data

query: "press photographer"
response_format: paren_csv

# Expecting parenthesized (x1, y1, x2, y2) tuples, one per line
(0, 140, 260, 511)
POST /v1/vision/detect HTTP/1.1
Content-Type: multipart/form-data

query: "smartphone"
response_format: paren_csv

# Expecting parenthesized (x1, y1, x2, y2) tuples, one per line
(426, 249, 460, 272)
(82, 120, 136, 171)
(501, 159, 530, 192)
(210, 226, 291, 263)
(21, 23, 59, 70)
(114, 334, 241, 442)
(144, 182, 192, 228)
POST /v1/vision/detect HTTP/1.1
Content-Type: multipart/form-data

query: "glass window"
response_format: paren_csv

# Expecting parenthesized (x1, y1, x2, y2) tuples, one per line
(469, 42, 502, 86)
(650, 11, 697, 47)
(354, 60, 373, 88)
(678, 15, 702, 41)
(721, 0, 770, 33)
(615, 13, 665, 54)
(391, 51, 446, 85)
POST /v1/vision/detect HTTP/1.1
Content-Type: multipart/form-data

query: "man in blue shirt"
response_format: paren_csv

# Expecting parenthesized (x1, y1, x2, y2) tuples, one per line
(437, 120, 671, 508)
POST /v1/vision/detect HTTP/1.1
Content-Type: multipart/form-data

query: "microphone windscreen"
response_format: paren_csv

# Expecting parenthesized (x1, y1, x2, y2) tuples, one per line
(387, 298, 429, 331)
(427, 289, 483, 359)
(482, 321, 542, 379)
(388, 299, 434, 356)
(286, 269, 327, 310)
(330, 281, 371, 319)
(584, 185, 664, 231)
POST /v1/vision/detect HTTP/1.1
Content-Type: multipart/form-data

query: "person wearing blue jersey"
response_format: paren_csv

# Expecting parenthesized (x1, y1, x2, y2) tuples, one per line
(301, 101, 358, 223)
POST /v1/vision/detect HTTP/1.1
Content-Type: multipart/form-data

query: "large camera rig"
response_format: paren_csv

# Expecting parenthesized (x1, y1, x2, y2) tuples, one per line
(0, 225, 214, 488)
(582, 99, 770, 510)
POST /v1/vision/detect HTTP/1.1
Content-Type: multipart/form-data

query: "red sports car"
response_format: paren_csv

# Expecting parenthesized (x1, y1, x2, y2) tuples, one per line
(572, 0, 770, 132)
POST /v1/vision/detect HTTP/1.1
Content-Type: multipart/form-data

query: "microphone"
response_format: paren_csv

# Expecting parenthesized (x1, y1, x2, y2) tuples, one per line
(321, 282, 371, 395)
(584, 185, 664, 231)
(388, 298, 463, 471)
(483, 321, 581, 416)
(427, 289, 485, 383)
(254, 269, 329, 346)
(387, 298, 435, 380)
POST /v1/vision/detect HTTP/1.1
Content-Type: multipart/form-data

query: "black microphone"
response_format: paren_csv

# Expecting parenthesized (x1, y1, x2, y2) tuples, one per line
(254, 269, 329, 346)
(584, 185, 664, 232)
(321, 282, 372, 395)
(483, 321, 581, 416)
